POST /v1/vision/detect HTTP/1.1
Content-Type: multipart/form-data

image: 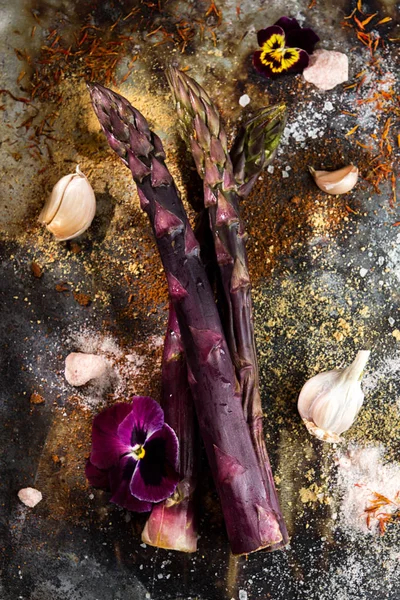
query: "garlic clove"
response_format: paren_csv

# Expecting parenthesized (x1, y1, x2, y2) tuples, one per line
(309, 164, 358, 195)
(39, 172, 76, 224)
(298, 350, 370, 443)
(39, 166, 96, 241)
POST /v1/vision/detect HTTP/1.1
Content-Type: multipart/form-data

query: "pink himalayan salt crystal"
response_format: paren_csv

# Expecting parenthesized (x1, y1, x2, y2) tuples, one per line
(18, 487, 42, 507)
(65, 352, 108, 386)
(303, 49, 349, 90)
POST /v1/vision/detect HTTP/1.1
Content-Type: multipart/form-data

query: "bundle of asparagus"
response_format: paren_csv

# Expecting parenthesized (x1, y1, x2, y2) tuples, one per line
(88, 76, 287, 555)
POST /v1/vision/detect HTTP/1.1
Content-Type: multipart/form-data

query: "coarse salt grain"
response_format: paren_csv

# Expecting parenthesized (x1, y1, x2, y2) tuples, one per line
(239, 94, 250, 107)
(335, 445, 400, 535)
(18, 487, 42, 507)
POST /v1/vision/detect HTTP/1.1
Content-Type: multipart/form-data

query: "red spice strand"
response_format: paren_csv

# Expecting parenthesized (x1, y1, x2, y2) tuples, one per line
(0, 89, 31, 103)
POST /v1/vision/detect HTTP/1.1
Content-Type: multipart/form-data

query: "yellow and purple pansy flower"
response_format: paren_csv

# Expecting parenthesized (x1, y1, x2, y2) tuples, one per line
(86, 396, 180, 512)
(253, 17, 320, 78)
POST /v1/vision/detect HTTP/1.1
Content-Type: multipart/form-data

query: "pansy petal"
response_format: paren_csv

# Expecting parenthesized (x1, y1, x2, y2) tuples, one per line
(285, 28, 320, 55)
(253, 51, 275, 78)
(284, 48, 309, 73)
(110, 480, 152, 512)
(257, 25, 285, 47)
(146, 423, 179, 469)
(109, 455, 151, 512)
(274, 16, 301, 34)
(85, 459, 110, 490)
(117, 396, 164, 447)
(129, 425, 180, 502)
(90, 402, 133, 469)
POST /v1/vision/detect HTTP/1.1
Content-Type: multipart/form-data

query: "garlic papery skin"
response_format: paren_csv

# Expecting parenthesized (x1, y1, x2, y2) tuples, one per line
(309, 164, 358, 195)
(39, 165, 96, 241)
(297, 350, 370, 443)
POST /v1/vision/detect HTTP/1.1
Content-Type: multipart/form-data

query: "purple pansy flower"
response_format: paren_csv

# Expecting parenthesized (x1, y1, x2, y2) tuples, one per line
(253, 16, 320, 79)
(86, 397, 180, 512)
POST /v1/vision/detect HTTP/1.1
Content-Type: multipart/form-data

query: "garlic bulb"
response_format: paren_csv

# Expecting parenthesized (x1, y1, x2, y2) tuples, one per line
(39, 165, 96, 241)
(309, 164, 358, 195)
(298, 350, 370, 443)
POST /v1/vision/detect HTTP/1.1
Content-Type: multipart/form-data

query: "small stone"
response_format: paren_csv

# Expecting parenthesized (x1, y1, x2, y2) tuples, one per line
(31, 262, 43, 278)
(239, 94, 250, 107)
(388, 317, 395, 326)
(30, 392, 44, 405)
(65, 352, 108, 386)
(359, 267, 368, 277)
(303, 49, 349, 91)
(392, 329, 400, 342)
(267, 165, 274, 174)
(282, 171, 289, 178)
(73, 291, 91, 306)
(18, 487, 42, 508)
(323, 101, 334, 111)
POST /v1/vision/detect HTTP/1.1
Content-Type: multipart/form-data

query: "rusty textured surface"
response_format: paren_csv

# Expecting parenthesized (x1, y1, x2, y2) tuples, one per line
(0, 0, 399, 598)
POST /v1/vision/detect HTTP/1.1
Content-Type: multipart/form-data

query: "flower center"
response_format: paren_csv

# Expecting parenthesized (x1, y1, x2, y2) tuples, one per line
(131, 443, 146, 460)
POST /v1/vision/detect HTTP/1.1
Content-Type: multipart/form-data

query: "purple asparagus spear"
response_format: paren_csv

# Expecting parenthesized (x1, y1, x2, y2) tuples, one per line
(142, 304, 198, 552)
(88, 82, 283, 555)
(166, 68, 288, 549)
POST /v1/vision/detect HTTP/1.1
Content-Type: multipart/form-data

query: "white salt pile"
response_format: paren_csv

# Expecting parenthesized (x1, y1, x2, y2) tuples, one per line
(335, 444, 400, 534)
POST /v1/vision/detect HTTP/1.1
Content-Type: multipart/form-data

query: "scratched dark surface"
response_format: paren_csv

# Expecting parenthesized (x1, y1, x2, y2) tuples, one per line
(1, 0, 399, 599)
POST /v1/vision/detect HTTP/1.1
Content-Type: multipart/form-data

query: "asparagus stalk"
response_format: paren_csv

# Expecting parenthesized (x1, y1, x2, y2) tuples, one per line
(229, 105, 287, 197)
(166, 69, 288, 548)
(89, 83, 283, 555)
(142, 304, 198, 552)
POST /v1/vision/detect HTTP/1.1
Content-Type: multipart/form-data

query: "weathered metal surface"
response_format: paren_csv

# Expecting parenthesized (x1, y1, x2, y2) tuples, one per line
(1, 0, 399, 598)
